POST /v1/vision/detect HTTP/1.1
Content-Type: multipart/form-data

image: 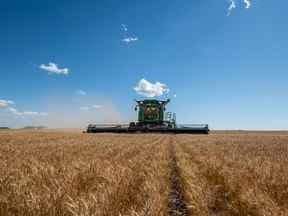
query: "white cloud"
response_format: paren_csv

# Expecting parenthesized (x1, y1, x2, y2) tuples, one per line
(0, 99, 14, 108)
(227, 0, 236, 16)
(122, 37, 139, 43)
(40, 62, 69, 75)
(76, 90, 87, 96)
(134, 78, 170, 98)
(244, 0, 251, 9)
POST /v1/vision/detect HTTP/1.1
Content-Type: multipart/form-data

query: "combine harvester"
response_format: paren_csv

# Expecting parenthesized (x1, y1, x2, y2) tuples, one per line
(87, 99, 209, 134)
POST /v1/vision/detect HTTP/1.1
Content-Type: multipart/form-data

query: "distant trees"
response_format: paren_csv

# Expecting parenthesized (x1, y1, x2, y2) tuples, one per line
(0, 127, 10, 129)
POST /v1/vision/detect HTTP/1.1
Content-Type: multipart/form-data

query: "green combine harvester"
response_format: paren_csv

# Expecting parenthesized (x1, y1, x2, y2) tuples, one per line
(87, 99, 209, 134)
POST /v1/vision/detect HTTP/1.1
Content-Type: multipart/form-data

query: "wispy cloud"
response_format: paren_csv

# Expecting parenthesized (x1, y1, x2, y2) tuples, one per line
(121, 24, 139, 44)
(227, 0, 236, 16)
(80, 104, 102, 111)
(121, 24, 128, 32)
(80, 107, 90, 111)
(92, 105, 102, 109)
(8, 107, 19, 115)
(8, 107, 47, 117)
(0, 99, 14, 108)
(40, 62, 69, 75)
(122, 37, 139, 43)
(0, 99, 47, 117)
(2, 95, 121, 128)
(76, 90, 87, 96)
(227, 0, 252, 16)
(23, 111, 48, 116)
(134, 78, 170, 98)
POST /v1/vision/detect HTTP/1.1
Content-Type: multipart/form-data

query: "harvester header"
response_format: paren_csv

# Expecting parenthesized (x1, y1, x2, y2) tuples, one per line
(87, 99, 209, 134)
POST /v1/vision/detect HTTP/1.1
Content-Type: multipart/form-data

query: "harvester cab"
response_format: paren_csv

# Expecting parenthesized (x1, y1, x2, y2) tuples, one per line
(87, 99, 209, 134)
(131, 99, 175, 129)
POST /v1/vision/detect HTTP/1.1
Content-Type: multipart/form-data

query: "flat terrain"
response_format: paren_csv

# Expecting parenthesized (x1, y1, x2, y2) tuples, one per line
(0, 130, 287, 215)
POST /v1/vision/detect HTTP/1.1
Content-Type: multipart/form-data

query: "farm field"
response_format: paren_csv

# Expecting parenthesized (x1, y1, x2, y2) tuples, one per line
(0, 130, 287, 216)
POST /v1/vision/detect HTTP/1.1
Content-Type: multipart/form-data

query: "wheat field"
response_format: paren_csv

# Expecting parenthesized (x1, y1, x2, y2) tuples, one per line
(0, 130, 287, 215)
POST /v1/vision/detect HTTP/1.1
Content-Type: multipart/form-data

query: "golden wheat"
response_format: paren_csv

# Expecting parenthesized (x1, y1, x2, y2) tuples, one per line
(0, 132, 170, 216)
(0, 131, 287, 216)
(175, 134, 288, 216)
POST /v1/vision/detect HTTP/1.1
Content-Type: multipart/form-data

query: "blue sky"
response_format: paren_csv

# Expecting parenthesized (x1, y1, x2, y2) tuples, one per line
(1, 0, 288, 129)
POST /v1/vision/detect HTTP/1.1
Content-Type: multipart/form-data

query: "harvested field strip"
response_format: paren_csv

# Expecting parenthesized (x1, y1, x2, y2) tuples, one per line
(167, 137, 189, 216)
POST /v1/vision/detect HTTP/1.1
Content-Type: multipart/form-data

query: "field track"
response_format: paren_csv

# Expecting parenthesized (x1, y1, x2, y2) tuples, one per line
(0, 130, 288, 215)
(167, 138, 189, 216)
